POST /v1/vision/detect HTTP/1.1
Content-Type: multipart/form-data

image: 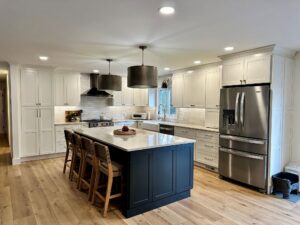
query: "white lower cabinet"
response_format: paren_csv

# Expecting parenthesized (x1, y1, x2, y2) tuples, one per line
(21, 107, 54, 157)
(174, 126, 219, 168)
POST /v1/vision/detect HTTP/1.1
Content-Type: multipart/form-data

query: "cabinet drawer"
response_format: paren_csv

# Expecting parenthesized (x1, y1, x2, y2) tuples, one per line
(196, 131, 219, 143)
(174, 127, 196, 138)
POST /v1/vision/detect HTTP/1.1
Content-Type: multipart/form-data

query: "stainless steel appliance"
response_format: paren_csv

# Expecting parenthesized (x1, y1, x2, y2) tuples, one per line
(132, 113, 147, 120)
(159, 124, 174, 135)
(82, 119, 113, 128)
(219, 84, 270, 190)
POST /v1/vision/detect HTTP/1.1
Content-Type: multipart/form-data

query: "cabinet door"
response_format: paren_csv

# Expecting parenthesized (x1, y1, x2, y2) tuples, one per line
(38, 69, 53, 106)
(21, 107, 39, 157)
(54, 74, 65, 106)
(205, 67, 221, 109)
(122, 77, 134, 106)
(21, 68, 38, 107)
(171, 73, 183, 107)
(129, 150, 152, 208)
(65, 74, 80, 106)
(133, 89, 148, 106)
(244, 54, 271, 84)
(222, 58, 244, 86)
(39, 108, 54, 154)
(152, 147, 175, 200)
(113, 91, 122, 106)
(183, 70, 205, 108)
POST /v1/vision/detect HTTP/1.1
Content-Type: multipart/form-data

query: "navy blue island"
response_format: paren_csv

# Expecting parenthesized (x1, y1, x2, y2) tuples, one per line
(75, 127, 195, 218)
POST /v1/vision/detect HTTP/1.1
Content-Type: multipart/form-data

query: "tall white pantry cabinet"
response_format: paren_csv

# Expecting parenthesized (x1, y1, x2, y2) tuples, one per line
(20, 67, 54, 157)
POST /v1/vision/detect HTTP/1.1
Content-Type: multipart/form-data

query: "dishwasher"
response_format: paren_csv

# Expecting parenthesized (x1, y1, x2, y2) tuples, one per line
(159, 124, 174, 135)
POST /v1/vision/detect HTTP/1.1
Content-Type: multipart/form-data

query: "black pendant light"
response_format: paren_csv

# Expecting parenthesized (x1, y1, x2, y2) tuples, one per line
(98, 59, 122, 91)
(127, 45, 158, 88)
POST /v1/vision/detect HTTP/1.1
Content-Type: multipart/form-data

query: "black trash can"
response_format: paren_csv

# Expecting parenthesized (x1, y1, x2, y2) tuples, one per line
(272, 172, 299, 199)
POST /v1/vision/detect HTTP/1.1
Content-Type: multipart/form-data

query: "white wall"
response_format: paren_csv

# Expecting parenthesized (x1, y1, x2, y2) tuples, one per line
(291, 53, 300, 163)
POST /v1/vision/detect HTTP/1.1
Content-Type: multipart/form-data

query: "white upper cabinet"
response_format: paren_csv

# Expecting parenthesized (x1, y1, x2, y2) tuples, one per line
(21, 68, 38, 107)
(205, 67, 221, 109)
(21, 68, 53, 107)
(54, 72, 81, 106)
(133, 89, 148, 106)
(113, 90, 123, 106)
(221, 53, 271, 86)
(222, 58, 244, 86)
(183, 69, 205, 108)
(244, 54, 271, 85)
(172, 73, 184, 107)
(122, 77, 134, 106)
(38, 69, 53, 106)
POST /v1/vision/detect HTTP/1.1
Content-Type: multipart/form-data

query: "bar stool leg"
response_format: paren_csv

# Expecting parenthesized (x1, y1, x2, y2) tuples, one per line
(92, 170, 100, 205)
(88, 167, 95, 201)
(78, 156, 86, 189)
(103, 176, 113, 217)
(69, 150, 76, 181)
(63, 147, 69, 174)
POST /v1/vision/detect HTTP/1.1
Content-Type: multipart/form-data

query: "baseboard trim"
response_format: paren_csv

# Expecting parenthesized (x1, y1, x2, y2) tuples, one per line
(20, 153, 65, 163)
(12, 158, 21, 165)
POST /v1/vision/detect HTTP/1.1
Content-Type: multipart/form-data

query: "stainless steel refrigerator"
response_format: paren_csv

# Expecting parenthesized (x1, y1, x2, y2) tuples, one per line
(219, 84, 270, 190)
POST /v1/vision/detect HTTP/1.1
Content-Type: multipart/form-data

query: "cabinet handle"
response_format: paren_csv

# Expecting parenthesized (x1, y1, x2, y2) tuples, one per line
(39, 109, 41, 118)
(36, 109, 39, 118)
(243, 80, 246, 84)
(190, 104, 195, 107)
(240, 80, 243, 84)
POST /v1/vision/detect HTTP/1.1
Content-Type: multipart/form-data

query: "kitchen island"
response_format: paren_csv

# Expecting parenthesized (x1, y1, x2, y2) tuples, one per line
(75, 127, 195, 218)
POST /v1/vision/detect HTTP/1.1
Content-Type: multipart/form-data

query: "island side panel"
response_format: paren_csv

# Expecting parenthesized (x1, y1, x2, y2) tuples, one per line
(125, 143, 194, 217)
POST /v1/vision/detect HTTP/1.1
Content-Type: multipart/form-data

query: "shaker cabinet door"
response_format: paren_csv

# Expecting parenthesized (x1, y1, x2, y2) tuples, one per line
(222, 58, 244, 86)
(244, 54, 271, 85)
(171, 73, 183, 107)
(38, 69, 53, 107)
(39, 108, 54, 154)
(65, 74, 80, 106)
(205, 67, 221, 109)
(21, 68, 38, 107)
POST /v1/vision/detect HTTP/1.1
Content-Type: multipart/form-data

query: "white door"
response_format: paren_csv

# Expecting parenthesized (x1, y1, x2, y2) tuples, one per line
(183, 70, 205, 108)
(21, 107, 39, 157)
(21, 68, 38, 106)
(222, 58, 244, 86)
(39, 107, 54, 154)
(38, 69, 53, 107)
(65, 73, 80, 106)
(122, 77, 134, 106)
(244, 54, 271, 85)
(0, 90, 4, 134)
(54, 73, 65, 106)
(205, 67, 221, 109)
(113, 91, 122, 106)
(171, 73, 183, 107)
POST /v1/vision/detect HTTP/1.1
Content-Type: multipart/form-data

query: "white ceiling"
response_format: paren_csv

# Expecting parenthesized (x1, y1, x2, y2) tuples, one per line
(0, 0, 299, 75)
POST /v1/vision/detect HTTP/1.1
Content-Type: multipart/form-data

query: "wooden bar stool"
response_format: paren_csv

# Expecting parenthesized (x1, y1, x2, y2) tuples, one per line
(69, 133, 83, 188)
(63, 130, 74, 178)
(78, 137, 96, 201)
(92, 142, 123, 217)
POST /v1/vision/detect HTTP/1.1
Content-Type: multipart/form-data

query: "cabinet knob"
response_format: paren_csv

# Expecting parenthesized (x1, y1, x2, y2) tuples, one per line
(240, 80, 243, 84)
(243, 80, 246, 84)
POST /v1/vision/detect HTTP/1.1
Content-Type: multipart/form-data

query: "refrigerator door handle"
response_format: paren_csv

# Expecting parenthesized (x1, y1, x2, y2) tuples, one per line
(240, 92, 245, 126)
(219, 147, 264, 160)
(235, 92, 240, 125)
(220, 134, 266, 145)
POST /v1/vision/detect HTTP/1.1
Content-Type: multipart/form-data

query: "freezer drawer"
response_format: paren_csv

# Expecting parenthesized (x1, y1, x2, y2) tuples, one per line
(219, 147, 267, 189)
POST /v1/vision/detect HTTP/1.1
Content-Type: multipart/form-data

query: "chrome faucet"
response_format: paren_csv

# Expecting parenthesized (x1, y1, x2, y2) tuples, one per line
(158, 104, 167, 121)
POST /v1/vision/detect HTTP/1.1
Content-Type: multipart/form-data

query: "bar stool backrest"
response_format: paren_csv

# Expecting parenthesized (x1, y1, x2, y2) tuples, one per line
(64, 130, 74, 148)
(73, 133, 82, 153)
(81, 137, 95, 156)
(94, 142, 112, 174)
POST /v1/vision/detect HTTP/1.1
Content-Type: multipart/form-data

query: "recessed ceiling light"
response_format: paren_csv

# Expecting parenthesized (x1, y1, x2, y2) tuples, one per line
(187, 70, 194, 74)
(159, 6, 175, 15)
(164, 67, 170, 71)
(39, 56, 48, 61)
(224, 46, 234, 51)
(93, 69, 99, 73)
(194, 60, 201, 64)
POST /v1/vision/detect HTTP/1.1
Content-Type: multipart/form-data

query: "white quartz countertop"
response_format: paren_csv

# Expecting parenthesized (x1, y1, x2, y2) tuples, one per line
(142, 120, 219, 132)
(55, 122, 88, 125)
(74, 127, 196, 152)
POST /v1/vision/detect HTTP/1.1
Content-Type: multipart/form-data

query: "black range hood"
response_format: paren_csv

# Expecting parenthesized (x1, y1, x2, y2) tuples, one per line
(81, 73, 113, 97)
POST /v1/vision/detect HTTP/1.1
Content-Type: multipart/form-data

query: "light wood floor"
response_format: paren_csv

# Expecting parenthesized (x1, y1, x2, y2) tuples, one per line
(1, 141, 300, 225)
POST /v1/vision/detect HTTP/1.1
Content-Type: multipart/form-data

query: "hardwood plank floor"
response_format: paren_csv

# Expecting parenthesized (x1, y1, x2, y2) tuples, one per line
(1, 140, 300, 225)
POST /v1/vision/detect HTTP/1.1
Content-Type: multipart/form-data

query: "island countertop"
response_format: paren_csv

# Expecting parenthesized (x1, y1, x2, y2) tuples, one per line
(74, 127, 195, 152)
